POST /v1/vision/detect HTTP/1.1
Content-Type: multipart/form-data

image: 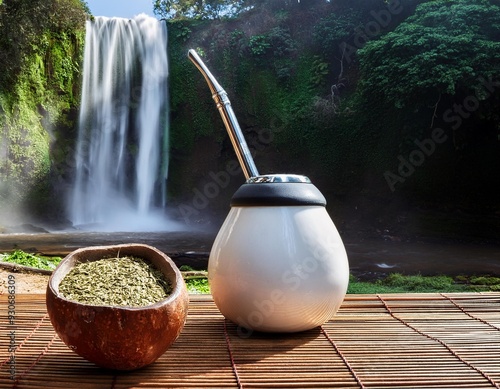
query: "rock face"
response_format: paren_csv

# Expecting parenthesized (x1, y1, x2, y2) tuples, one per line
(0, 0, 87, 226)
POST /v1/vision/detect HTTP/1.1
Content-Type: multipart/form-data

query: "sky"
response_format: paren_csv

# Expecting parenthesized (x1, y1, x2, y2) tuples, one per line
(85, 0, 156, 19)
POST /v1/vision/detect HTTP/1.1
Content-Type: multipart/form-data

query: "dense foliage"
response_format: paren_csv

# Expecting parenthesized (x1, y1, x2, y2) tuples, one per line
(0, 250, 61, 270)
(166, 1, 422, 192)
(354, 0, 500, 204)
(0, 0, 88, 222)
(154, 0, 244, 20)
(358, 0, 500, 109)
(154, 0, 334, 20)
(167, 0, 499, 239)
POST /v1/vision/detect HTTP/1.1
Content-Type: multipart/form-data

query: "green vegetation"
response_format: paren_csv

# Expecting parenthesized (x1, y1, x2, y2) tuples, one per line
(0, 250, 62, 271)
(347, 273, 500, 294)
(154, 0, 321, 20)
(2, 252, 499, 294)
(353, 0, 500, 205)
(165, 0, 500, 225)
(358, 0, 500, 109)
(179, 265, 211, 294)
(0, 0, 88, 220)
(185, 277, 210, 294)
(154, 0, 244, 20)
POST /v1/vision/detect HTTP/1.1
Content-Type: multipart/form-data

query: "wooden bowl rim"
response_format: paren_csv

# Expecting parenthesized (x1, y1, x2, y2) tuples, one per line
(48, 243, 185, 311)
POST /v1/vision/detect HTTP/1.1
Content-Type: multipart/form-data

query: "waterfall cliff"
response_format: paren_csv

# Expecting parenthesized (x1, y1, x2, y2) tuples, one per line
(70, 15, 171, 231)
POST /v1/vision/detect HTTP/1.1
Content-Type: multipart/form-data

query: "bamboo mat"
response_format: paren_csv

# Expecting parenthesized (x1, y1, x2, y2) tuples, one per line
(1, 293, 499, 389)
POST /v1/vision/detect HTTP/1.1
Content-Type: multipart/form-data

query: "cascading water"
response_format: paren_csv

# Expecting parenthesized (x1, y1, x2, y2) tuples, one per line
(70, 14, 174, 231)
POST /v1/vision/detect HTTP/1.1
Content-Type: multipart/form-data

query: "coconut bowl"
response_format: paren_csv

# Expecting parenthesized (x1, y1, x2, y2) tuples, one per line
(46, 243, 189, 370)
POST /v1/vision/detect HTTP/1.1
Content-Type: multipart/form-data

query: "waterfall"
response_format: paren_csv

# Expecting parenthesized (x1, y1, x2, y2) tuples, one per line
(70, 14, 172, 231)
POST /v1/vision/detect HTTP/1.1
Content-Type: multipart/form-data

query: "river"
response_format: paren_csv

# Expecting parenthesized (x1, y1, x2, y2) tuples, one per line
(1, 231, 499, 279)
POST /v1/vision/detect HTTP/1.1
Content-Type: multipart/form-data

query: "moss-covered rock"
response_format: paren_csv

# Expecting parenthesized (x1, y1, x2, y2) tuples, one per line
(0, 0, 87, 225)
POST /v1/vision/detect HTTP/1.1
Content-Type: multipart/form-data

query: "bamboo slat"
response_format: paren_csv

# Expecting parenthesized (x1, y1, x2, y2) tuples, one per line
(1, 293, 499, 388)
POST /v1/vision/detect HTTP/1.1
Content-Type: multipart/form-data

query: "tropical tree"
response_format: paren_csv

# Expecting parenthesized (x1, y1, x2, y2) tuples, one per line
(153, 0, 245, 19)
(153, 0, 331, 20)
(357, 0, 500, 110)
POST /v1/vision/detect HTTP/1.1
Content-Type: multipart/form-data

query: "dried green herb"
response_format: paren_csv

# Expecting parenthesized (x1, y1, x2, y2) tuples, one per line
(58, 256, 172, 307)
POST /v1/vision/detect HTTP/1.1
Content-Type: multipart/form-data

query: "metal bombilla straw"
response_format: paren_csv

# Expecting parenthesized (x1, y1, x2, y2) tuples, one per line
(188, 49, 349, 333)
(188, 49, 259, 180)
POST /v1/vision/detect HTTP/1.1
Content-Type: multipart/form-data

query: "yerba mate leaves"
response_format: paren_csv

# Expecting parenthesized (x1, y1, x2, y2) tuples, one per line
(58, 256, 172, 307)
